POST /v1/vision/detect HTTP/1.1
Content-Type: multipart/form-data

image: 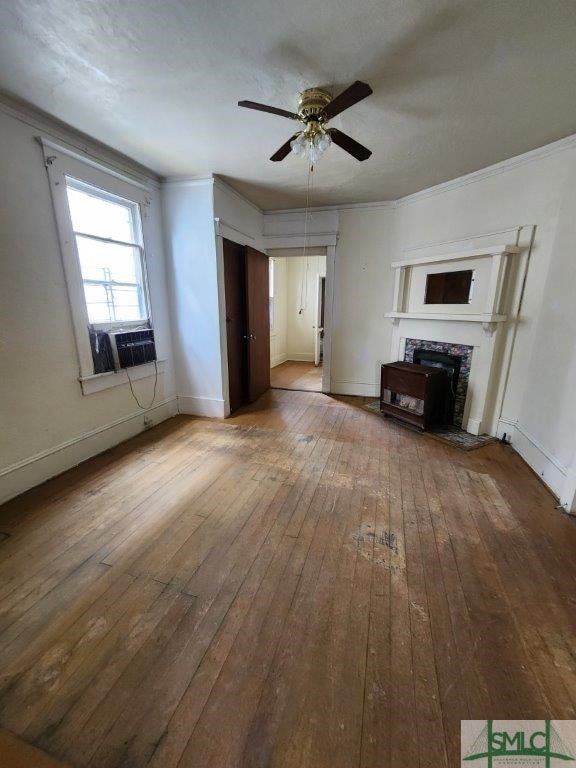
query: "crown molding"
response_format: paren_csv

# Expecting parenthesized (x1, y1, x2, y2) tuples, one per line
(264, 199, 395, 215)
(264, 131, 576, 214)
(212, 177, 263, 215)
(0, 90, 161, 189)
(4, 89, 576, 216)
(396, 132, 576, 208)
(162, 175, 263, 215)
(161, 174, 215, 188)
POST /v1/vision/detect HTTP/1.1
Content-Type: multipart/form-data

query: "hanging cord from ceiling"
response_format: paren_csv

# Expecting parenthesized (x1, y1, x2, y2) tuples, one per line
(125, 359, 158, 410)
(299, 161, 314, 314)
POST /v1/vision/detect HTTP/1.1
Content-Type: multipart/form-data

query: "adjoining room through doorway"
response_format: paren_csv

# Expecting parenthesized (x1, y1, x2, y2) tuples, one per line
(268, 250, 326, 392)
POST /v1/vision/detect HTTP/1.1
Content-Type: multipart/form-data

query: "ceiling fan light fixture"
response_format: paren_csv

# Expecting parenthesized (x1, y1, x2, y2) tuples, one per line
(315, 131, 331, 152)
(289, 129, 331, 165)
(290, 134, 306, 155)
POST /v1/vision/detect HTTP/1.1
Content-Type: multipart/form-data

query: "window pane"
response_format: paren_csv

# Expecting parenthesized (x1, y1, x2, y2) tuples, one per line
(83, 283, 114, 323)
(66, 183, 136, 242)
(76, 236, 140, 284)
(76, 236, 146, 323)
(110, 285, 142, 321)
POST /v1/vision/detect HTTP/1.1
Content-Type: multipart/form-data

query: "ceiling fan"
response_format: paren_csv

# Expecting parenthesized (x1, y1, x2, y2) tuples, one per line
(238, 80, 373, 163)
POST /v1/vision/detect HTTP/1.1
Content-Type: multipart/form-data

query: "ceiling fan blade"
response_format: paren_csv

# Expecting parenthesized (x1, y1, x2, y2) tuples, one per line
(322, 81, 373, 120)
(328, 128, 372, 161)
(238, 100, 299, 120)
(270, 135, 299, 162)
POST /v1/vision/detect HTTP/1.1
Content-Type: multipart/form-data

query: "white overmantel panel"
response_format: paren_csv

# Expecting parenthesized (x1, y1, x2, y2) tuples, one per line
(386, 243, 520, 324)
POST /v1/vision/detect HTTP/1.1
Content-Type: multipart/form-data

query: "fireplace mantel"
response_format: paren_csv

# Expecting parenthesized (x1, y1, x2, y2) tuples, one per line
(386, 242, 523, 435)
(386, 311, 506, 323)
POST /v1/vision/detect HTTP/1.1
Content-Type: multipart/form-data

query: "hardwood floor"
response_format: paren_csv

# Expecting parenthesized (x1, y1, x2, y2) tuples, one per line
(0, 389, 575, 767)
(0, 729, 70, 767)
(271, 360, 322, 392)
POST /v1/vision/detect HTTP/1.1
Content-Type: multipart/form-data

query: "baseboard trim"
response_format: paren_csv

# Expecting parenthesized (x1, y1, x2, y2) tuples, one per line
(496, 417, 567, 502)
(271, 353, 288, 368)
(0, 397, 178, 505)
(330, 379, 379, 397)
(285, 353, 315, 362)
(177, 395, 226, 418)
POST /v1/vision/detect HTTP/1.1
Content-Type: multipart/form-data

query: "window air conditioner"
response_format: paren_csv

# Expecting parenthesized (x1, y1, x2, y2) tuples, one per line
(107, 329, 156, 371)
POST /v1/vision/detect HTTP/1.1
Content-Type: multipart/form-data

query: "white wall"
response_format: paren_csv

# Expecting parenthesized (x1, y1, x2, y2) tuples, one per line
(514, 152, 576, 507)
(330, 206, 397, 395)
(162, 179, 224, 417)
(0, 104, 177, 504)
(162, 176, 265, 418)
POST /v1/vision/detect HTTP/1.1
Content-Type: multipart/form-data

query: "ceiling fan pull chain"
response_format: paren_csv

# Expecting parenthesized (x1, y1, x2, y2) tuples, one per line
(299, 162, 314, 313)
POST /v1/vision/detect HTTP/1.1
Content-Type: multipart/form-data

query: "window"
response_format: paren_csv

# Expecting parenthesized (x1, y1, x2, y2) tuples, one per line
(65, 179, 148, 325)
(269, 258, 275, 330)
(40, 137, 157, 391)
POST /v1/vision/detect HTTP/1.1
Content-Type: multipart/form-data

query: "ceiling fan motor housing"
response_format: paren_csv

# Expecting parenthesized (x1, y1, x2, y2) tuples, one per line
(298, 88, 332, 122)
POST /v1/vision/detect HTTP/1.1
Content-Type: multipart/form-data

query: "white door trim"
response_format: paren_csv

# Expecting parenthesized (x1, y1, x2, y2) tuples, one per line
(265, 242, 335, 394)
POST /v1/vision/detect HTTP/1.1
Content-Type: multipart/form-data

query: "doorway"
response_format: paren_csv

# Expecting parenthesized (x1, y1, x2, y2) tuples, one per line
(223, 238, 270, 413)
(268, 251, 326, 393)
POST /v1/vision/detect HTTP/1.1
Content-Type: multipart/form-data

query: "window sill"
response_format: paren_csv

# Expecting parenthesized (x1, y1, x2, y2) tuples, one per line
(79, 359, 166, 396)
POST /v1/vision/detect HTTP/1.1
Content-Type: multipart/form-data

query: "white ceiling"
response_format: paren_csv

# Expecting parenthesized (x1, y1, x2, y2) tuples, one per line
(2, 0, 576, 209)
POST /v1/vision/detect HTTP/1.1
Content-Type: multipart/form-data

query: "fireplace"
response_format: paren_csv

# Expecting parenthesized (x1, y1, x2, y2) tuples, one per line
(404, 339, 473, 427)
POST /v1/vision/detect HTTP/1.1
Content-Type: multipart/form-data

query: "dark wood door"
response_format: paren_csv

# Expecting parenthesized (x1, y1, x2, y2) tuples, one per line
(245, 246, 270, 402)
(223, 239, 248, 413)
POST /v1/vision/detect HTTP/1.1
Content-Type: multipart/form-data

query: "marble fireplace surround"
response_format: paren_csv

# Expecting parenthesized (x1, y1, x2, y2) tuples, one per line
(403, 339, 473, 428)
(386, 243, 522, 435)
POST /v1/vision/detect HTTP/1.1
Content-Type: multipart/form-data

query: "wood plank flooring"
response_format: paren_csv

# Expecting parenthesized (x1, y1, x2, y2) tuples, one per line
(0, 729, 70, 767)
(270, 361, 322, 391)
(0, 389, 575, 767)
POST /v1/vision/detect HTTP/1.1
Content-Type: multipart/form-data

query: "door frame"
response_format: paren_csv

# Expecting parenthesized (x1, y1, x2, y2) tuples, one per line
(216, 221, 337, 414)
(215, 220, 265, 417)
(314, 274, 325, 367)
(265, 243, 335, 395)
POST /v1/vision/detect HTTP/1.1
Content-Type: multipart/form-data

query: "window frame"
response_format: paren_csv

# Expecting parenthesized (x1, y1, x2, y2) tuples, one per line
(40, 137, 156, 383)
(65, 176, 150, 329)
